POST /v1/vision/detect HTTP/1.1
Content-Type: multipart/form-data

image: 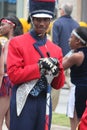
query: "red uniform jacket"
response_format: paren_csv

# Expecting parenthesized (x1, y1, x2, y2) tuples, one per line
(7, 33, 65, 89)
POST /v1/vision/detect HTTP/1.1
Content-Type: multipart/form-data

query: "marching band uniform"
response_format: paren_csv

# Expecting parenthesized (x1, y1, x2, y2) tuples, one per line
(7, 0, 65, 130)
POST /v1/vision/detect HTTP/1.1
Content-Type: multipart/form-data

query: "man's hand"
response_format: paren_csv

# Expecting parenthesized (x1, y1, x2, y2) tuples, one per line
(39, 57, 59, 76)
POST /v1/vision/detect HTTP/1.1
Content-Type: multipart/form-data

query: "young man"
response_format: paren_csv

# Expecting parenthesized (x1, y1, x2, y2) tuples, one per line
(7, 0, 65, 130)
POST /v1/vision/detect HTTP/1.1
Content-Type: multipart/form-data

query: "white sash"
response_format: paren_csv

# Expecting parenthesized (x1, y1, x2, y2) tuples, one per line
(16, 71, 54, 116)
(16, 79, 38, 116)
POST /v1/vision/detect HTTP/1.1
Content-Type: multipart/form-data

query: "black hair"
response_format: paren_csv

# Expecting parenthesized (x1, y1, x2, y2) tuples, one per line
(27, 15, 31, 23)
(1, 15, 23, 36)
(76, 26, 87, 44)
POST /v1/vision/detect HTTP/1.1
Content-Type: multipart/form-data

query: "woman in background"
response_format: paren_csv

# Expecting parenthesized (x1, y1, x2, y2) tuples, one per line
(63, 26, 87, 130)
(0, 15, 23, 130)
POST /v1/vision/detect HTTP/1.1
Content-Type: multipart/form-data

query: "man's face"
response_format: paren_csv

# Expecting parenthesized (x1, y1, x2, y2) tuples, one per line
(32, 17, 51, 37)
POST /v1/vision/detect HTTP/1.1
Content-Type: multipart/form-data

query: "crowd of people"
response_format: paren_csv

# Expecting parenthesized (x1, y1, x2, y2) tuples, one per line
(0, 0, 87, 130)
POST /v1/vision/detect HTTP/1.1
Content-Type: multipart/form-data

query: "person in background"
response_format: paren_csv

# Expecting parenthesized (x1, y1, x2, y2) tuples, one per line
(52, 2, 79, 86)
(0, 37, 8, 87)
(7, 0, 65, 130)
(65, 22, 87, 130)
(52, 2, 79, 56)
(76, 21, 87, 130)
(0, 15, 23, 130)
(63, 26, 87, 130)
(52, 2, 79, 120)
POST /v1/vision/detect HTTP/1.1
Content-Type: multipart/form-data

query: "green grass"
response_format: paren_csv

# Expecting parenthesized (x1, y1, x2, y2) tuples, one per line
(52, 112, 70, 127)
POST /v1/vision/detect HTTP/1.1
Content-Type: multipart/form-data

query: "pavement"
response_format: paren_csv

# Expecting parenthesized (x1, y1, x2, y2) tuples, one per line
(51, 87, 70, 130)
(55, 87, 70, 114)
(3, 86, 70, 130)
